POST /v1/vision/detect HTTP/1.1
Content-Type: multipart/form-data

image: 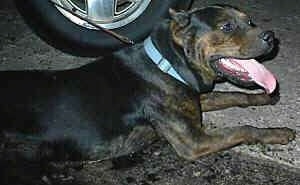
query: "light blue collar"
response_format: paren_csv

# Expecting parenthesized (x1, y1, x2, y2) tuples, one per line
(144, 37, 187, 85)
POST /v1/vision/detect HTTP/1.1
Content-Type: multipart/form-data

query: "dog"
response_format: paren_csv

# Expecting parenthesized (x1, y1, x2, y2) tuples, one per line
(0, 5, 295, 161)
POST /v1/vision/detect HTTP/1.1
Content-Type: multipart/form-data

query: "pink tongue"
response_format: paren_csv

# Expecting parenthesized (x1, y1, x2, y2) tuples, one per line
(231, 58, 277, 94)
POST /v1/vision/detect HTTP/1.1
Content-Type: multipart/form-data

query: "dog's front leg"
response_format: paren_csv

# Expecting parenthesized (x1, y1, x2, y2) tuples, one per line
(189, 125, 295, 160)
(152, 115, 295, 160)
(147, 92, 294, 160)
(200, 91, 279, 112)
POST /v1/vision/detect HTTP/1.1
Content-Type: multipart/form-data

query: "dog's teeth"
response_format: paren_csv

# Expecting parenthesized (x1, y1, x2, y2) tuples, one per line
(222, 60, 238, 70)
(220, 58, 246, 73)
(220, 58, 229, 63)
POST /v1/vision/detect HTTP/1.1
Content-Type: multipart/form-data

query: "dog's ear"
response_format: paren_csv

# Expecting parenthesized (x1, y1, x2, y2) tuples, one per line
(169, 8, 190, 27)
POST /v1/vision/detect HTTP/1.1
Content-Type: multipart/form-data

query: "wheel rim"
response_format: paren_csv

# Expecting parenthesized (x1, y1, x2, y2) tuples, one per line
(52, 0, 151, 29)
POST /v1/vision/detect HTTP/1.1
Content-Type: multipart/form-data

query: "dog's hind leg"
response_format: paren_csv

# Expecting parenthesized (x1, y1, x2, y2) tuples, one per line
(109, 125, 158, 158)
(199, 91, 279, 112)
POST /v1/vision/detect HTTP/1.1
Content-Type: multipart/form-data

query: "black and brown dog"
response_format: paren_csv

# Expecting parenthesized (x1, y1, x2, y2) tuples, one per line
(0, 5, 296, 161)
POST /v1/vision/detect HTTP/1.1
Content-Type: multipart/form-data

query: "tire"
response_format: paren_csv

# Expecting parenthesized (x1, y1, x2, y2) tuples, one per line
(15, 0, 193, 57)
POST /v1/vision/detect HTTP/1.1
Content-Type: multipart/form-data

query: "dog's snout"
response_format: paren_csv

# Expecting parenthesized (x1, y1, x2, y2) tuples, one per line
(259, 30, 275, 43)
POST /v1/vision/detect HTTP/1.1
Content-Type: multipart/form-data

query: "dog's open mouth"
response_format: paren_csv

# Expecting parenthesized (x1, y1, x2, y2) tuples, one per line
(215, 58, 277, 94)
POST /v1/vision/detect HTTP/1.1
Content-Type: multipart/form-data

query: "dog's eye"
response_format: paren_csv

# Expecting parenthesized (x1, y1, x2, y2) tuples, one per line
(220, 22, 235, 33)
(248, 19, 256, 27)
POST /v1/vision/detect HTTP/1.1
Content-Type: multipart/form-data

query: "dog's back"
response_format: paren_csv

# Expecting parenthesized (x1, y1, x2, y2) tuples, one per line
(0, 53, 149, 160)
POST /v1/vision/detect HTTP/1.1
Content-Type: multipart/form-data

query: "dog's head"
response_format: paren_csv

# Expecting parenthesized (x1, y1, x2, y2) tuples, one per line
(170, 5, 277, 94)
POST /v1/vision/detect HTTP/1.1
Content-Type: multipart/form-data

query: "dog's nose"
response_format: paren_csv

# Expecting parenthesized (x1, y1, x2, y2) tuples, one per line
(259, 30, 275, 43)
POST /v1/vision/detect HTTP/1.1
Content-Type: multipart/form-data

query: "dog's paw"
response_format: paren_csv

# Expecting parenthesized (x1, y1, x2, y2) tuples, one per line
(268, 93, 280, 105)
(268, 88, 280, 105)
(249, 93, 280, 106)
(259, 127, 296, 145)
(276, 127, 296, 144)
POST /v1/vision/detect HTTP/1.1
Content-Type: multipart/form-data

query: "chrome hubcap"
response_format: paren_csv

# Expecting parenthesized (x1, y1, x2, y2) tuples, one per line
(53, 0, 151, 29)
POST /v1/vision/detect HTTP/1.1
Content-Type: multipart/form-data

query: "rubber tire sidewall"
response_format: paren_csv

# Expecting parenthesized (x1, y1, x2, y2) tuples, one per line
(15, 0, 193, 57)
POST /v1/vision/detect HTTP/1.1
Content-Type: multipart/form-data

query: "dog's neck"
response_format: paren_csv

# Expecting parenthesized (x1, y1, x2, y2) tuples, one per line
(144, 20, 213, 93)
(143, 36, 188, 85)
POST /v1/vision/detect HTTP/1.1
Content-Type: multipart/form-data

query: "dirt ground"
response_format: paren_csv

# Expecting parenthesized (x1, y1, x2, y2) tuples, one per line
(0, 0, 300, 184)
